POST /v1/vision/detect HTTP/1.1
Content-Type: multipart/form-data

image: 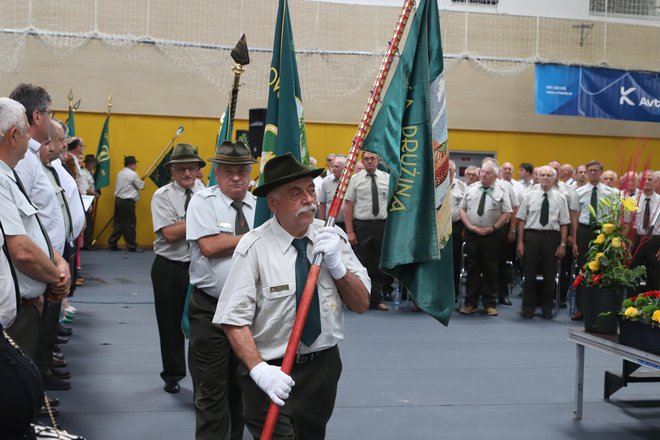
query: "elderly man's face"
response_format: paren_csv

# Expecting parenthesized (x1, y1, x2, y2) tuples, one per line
(268, 176, 317, 235)
(49, 123, 66, 162)
(464, 169, 479, 185)
(501, 163, 513, 181)
(480, 166, 497, 187)
(361, 153, 379, 174)
(331, 158, 345, 179)
(214, 164, 250, 201)
(576, 166, 587, 182)
(171, 162, 200, 190)
(601, 171, 616, 188)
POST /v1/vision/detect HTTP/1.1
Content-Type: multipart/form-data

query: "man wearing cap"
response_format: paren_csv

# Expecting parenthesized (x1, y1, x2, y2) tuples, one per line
(186, 140, 256, 440)
(108, 155, 144, 252)
(215, 153, 370, 440)
(150, 143, 206, 394)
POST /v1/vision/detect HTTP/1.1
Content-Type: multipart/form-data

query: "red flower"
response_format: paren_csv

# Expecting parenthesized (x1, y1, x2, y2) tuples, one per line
(592, 274, 602, 285)
(573, 274, 583, 288)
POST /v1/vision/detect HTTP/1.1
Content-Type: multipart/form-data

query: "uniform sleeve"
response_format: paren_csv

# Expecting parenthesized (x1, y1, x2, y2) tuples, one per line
(459, 191, 468, 210)
(501, 190, 513, 213)
(186, 193, 222, 241)
(318, 179, 329, 204)
(0, 182, 28, 236)
(14, 155, 36, 194)
(132, 172, 145, 190)
(344, 175, 357, 202)
(570, 189, 580, 212)
(340, 235, 371, 291)
(516, 196, 528, 221)
(214, 245, 259, 327)
(558, 194, 571, 225)
(151, 190, 179, 233)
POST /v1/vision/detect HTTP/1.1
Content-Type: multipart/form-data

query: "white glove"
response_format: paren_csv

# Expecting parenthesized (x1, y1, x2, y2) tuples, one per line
(312, 226, 347, 279)
(249, 362, 295, 406)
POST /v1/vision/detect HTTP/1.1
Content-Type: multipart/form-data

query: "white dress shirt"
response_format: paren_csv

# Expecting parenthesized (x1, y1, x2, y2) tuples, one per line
(0, 233, 17, 328)
(214, 218, 370, 360)
(15, 139, 66, 254)
(114, 167, 145, 201)
(186, 187, 256, 299)
(52, 159, 86, 239)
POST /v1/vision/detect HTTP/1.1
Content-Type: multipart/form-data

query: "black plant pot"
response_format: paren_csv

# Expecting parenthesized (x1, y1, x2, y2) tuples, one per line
(618, 318, 660, 355)
(581, 286, 623, 334)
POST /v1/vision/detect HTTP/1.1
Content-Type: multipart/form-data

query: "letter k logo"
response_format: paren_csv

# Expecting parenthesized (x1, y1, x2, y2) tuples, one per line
(619, 87, 635, 106)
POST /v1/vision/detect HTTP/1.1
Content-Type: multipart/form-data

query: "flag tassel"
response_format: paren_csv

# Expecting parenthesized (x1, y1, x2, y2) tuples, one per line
(260, 1, 416, 438)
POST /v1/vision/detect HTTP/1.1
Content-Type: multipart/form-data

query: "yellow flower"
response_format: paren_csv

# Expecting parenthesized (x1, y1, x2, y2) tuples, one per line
(594, 234, 606, 244)
(587, 259, 600, 272)
(595, 252, 605, 260)
(611, 237, 621, 248)
(653, 310, 660, 324)
(623, 196, 639, 212)
(602, 223, 616, 234)
(624, 307, 639, 318)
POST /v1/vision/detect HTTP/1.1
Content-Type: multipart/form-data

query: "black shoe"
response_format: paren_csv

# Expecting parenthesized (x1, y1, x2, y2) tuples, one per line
(163, 380, 180, 394)
(81, 245, 96, 251)
(57, 324, 73, 337)
(108, 243, 119, 251)
(127, 247, 144, 253)
(542, 312, 553, 320)
(521, 310, 534, 319)
(51, 368, 71, 380)
(498, 296, 512, 306)
(42, 374, 71, 390)
(56, 336, 69, 345)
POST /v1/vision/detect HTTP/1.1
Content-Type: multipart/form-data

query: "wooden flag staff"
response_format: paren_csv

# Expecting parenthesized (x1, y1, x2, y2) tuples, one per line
(260, 1, 417, 438)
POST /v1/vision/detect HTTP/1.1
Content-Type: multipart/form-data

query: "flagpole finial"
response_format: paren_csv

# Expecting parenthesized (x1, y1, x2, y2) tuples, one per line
(107, 93, 113, 114)
(68, 89, 73, 105)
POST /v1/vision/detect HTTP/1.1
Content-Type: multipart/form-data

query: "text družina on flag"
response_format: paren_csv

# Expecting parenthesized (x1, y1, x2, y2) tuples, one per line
(362, 0, 453, 325)
(253, 0, 310, 227)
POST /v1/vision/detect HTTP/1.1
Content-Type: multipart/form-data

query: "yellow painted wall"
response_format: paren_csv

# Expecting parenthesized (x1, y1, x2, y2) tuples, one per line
(59, 111, 660, 248)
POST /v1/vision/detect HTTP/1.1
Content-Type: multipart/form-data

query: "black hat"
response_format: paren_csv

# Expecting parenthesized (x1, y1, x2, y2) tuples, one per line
(83, 154, 97, 164)
(252, 153, 322, 197)
(163, 143, 206, 168)
(124, 156, 138, 166)
(209, 140, 257, 165)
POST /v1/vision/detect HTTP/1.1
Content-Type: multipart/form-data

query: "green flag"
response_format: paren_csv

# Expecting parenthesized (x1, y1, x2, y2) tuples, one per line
(254, 0, 309, 227)
(362, 0, 453, 325)
(94, 115, 110, 190)
(208, 106, 233, 187)
(148, 151, 173, 188)
(66, 107, 75, 137)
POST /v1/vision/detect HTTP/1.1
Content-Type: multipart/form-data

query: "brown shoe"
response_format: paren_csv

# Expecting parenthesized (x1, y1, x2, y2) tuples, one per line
(370, 303, 390, 311)
(459, 305, 477, 315)
(485, 307, 498, 316)
(571, 311, 583, 321)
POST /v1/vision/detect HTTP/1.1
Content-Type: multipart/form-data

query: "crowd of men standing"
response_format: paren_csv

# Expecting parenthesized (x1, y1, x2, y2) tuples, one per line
(452, 158, 660, 320)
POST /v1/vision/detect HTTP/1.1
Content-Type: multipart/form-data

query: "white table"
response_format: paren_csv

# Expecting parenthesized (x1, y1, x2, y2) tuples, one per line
(567, 328, 660, 419)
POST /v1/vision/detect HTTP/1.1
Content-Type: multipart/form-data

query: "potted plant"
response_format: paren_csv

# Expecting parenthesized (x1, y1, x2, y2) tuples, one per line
(618, 291, 660, 355)
(573, 196, 646, 334)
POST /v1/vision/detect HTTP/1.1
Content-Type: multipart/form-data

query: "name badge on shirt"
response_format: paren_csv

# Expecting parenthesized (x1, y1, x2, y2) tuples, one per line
(270, 284, 289, 293)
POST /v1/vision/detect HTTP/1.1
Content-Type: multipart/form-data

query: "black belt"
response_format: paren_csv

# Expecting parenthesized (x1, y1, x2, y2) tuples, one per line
(155, 254, 190, 268)
(354, 219, 385, 223)
(20, 297, 39, 306)
(525, 229, 560, 234)
(271, 345, 336, 365)
(193, 286, 218, 303)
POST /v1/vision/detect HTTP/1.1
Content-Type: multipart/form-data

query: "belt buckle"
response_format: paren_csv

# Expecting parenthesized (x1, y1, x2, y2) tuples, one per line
(295, 353, 308, 364)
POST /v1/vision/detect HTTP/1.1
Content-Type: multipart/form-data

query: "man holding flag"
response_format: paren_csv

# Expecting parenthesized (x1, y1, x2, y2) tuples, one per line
(215, 154, 369, 439)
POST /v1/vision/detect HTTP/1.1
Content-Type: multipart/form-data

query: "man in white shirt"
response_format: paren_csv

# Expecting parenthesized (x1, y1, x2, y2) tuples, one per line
(216, 153, 369, 440)
(186, 140, 256, 440)
(108, 156, 144, 251)
(318, 155, 347, 230)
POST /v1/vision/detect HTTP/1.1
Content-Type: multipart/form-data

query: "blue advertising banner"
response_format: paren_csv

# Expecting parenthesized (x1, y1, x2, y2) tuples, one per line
(535, 64, 660, 123)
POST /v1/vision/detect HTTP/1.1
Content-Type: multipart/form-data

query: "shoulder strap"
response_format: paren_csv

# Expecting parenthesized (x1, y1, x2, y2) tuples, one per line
(0, 221, 21, 314)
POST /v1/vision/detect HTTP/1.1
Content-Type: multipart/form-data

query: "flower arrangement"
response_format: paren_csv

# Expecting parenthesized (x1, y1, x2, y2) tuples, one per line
(572, 196, 646, 289)
(620, 291, 660, 328)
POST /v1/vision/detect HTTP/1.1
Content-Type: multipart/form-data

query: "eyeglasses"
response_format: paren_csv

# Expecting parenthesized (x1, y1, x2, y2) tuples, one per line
(42, 110, 55, 120)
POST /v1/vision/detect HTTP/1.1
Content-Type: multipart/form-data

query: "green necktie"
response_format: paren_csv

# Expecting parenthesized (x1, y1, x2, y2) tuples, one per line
(231, 201, 249, 235)
(477, 187, 489, 216)
(590, 186, 598, 228)
(540, 192, 549, 226)
(292, 238, 321, 346)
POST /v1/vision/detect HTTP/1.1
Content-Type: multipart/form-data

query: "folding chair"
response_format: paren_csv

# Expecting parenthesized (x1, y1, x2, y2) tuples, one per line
(456, 241, 468, 310)
(520, 259, 561, 317)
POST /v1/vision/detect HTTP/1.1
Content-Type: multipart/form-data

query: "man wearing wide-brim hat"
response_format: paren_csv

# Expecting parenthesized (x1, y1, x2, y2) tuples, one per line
(108, 155, 144, 251)
(150, 143, 205, 395)
(214, 153, 370, 439)
(186, 140, 256, 440)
